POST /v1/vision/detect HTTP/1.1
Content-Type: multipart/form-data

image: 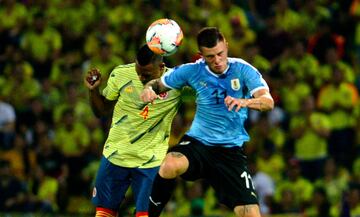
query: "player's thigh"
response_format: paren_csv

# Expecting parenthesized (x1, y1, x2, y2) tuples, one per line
(234, 204, 261, 217)
(131, 167, 159, 212)
(92, 156, 131, 210)
(167, 135, 207, 180)
(159, 151, 190, 177)
(207, 147, 258, 209)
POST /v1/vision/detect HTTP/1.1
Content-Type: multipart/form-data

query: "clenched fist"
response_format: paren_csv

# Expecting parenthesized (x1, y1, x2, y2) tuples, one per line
(84, 68, 101, 90)
(140, 87, 159, 103)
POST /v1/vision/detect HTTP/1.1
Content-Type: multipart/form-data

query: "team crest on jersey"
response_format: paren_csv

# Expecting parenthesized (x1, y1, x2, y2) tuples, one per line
(158, 92, 169, 99)
(231, 78, 240, 90)
(125, 86, 134, 93)
(92, 187, 97, 197)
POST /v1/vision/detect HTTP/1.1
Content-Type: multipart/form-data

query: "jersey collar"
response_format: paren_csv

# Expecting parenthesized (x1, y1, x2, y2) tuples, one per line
(205, 64, 230, 78)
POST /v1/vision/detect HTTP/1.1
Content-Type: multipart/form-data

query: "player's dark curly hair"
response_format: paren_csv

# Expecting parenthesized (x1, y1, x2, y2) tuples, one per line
(136, 44, 163, 66)
(197, 27, 225, 49)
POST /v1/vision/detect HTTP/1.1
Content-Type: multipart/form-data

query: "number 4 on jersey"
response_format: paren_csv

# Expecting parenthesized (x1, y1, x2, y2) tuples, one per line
(140, 106, 149, 120)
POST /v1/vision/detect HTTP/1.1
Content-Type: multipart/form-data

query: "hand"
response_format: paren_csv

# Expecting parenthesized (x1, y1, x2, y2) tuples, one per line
(140, 87, 158, 103)
(84, 68, 101, 90)
(224, 96, 248, 112)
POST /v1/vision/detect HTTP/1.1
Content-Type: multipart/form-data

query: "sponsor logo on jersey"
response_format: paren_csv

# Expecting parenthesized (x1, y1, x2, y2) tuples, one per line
(199, 81, 207, 87)
(231, 78, 240, 90)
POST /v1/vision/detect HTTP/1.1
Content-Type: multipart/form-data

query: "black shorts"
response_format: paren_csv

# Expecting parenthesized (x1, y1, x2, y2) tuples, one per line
(169, 135, 259, 209)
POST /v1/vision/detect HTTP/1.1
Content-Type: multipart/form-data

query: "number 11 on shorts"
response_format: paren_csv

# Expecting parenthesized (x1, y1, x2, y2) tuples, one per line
(241, 171, 255, 189)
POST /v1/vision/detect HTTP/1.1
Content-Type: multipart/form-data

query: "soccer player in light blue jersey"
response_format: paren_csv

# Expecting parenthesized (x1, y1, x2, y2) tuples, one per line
(141, 27, 274, 217)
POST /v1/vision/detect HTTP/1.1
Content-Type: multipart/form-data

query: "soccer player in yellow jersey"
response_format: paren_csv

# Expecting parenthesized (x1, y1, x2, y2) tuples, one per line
(84, 45, 181, 217)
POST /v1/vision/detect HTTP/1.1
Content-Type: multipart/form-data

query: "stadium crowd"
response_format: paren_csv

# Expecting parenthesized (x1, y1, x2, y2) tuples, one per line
(1, 0, 360, 216)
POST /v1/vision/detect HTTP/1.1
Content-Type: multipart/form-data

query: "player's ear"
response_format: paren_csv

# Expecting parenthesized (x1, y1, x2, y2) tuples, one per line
(159, 62, 165, 70)
(198, 46, 205, 57)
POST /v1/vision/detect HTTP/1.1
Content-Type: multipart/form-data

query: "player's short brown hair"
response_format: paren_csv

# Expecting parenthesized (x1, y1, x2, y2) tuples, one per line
(197, 27, 225, 49)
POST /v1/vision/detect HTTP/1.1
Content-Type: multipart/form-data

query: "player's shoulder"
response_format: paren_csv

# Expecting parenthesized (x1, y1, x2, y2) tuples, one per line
(176, 58, 204, 70)
(228, 57, 259, 72)
(228, 57, 253, 67)
(112, 63, 135, 72)
(164, 59, 203, 78)
(109, 63, 136, 78)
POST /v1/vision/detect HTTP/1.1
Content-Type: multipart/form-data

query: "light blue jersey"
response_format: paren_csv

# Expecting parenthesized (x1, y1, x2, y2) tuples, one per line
(161, 58, 269, 147)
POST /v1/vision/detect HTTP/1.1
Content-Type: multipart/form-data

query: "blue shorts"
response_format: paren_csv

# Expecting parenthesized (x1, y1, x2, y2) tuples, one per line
(92, 156, 159, 212)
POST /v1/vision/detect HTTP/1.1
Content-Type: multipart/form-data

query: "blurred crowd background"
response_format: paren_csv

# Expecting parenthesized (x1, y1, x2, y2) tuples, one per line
(1, 0, 360, 216)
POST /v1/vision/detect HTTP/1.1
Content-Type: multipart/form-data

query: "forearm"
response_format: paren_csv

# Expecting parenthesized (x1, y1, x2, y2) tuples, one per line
(245, 95, 274, 111)
(144, 78, 170, 94)
(225, 89, 274, 112)
(89, 88, 113, 117)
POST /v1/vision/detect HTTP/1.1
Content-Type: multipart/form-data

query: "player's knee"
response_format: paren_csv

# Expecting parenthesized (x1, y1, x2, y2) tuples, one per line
(159, 159, 179, 178)
(159, 154, 188, 178)
(233, 204, 261, 217)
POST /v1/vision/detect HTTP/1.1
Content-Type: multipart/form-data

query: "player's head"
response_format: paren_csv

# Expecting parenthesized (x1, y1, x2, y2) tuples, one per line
(197, 27, 228, 74)
(135, 44, 165, 84)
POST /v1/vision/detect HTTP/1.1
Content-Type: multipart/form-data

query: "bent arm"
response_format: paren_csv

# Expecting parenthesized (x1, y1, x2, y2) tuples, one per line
(89, 88, 116, 118)
(84, 68, 116, 117)
(247, 88, 274, 111)
(144, 78, 171, 94)
(141, 78, 171, 103)
(224, 88, 274, 112)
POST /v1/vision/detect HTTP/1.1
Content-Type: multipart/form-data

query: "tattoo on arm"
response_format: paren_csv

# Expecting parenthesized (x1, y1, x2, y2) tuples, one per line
(145, 79, 160, 93)
(247, 95, 273, 111)
(247, 100, 264, 111)
(145, 78, 170, 94)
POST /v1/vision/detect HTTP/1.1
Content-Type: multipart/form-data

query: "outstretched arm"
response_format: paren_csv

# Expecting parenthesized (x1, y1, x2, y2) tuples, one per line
(224, 89, 274, 112)
(140, 78, 171, 103)
(84, 68, 116, 117)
